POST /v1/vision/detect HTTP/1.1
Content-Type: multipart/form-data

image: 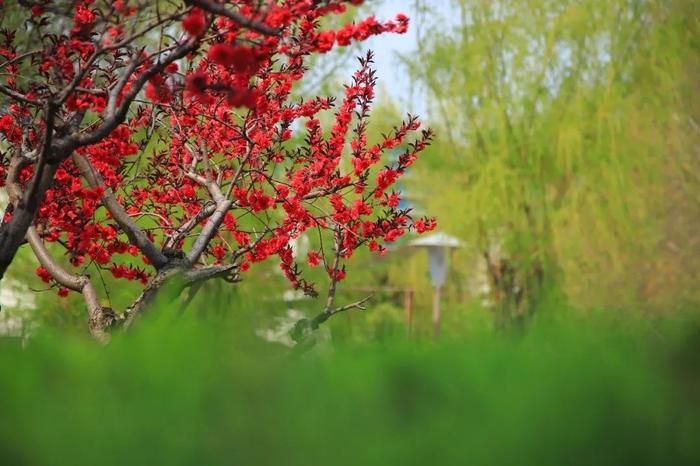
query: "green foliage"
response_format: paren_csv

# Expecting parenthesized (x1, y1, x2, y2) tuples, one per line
(402, 0, 700, 314)
(1, 304, 699, 466)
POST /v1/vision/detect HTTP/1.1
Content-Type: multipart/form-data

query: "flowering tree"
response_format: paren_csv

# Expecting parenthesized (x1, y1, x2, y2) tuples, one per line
(0, 0, 434, 341)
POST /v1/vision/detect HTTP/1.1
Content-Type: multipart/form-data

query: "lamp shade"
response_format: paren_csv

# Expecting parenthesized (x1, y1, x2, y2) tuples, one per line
(408, 233, 462, 288)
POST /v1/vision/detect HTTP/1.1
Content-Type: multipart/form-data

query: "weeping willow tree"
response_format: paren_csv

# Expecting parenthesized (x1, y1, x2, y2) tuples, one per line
(402, 0, 700, 328)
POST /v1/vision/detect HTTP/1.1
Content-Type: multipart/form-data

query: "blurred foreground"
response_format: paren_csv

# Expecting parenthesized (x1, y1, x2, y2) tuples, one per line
(1, 301, 699, 466)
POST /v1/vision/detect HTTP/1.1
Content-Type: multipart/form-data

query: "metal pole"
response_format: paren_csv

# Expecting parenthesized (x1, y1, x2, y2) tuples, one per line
(432, 286, 442, 339)
(404, 288, 414, 337)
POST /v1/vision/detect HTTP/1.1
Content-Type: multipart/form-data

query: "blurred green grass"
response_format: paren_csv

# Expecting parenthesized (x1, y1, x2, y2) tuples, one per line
(1, 305, 699, 466)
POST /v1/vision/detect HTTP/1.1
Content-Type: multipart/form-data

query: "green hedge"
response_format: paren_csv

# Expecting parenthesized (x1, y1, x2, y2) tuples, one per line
(1, 312, 699, 466)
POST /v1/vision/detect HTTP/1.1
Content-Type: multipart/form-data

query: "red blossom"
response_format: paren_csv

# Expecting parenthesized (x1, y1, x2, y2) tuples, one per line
(182, 8, 207, 36)
(185, 72, 209, 96)
(0, 2, 432, 314)
(315, 31, 336, 53)
(36, 267, 52, 283)
(307, 251, 322, 267)
(208, 44, 261, 74)
(414, 218, 438, 234)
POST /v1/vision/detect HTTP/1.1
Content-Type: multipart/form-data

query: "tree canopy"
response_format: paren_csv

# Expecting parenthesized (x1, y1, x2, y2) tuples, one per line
(402, 0, 699, 326)
(0, 0, 435, 340)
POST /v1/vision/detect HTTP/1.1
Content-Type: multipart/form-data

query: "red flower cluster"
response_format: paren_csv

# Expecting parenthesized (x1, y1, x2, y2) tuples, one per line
(316, 14, 410, 53)
(208, 44, 261, 74)
(71, 3, 95, 36)
(182, 8, 207, 36)
(0, 0, 435, 303)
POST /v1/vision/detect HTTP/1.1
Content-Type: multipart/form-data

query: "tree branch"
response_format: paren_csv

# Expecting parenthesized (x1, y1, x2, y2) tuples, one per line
(184, 143, 233, 264)
(290, 295, 372, 348)
(72, 36, 200, 148)
(0, 84, 39, 106)
(164, 202, 217, 250)
(122, 262, 238, 327)
(185, 199, 232, 264)
(4, 152, 115, 341)
(26, 227, 114, 343)
(23, 103, 56, 207)
(185, 0, 280, 36)
(323, 226, 343, 312)
(71, 153, 169, 269)
(0, 150, 63, 279)
(311, 296, 371, 328)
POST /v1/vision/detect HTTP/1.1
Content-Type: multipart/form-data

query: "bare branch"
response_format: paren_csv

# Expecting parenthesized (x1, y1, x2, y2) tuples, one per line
(0, 84, 39, 106)
(185, 0, 280, 36)
(123, 262, 238, 327)
(183, 143, 233, 263)
(23, 103, 56, 207)
(183, 263, 238, 283)
(106, 54, 140, 117)
(0, 50, 40, 71)
(313, 296, 372, 327)
(289, 225, 371, 345)
(323, 226, 343, 313)
(164, 203, 217, 250)
(291, 295, 372, 348)
(185, 199, 232, 264)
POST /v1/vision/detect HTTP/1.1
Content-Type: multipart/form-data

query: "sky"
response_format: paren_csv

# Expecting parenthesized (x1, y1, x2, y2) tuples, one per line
(354, 0, 427, 116)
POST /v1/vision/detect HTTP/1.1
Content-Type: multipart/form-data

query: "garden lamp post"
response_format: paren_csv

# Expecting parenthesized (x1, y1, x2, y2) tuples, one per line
(408, 233, 462, 338)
